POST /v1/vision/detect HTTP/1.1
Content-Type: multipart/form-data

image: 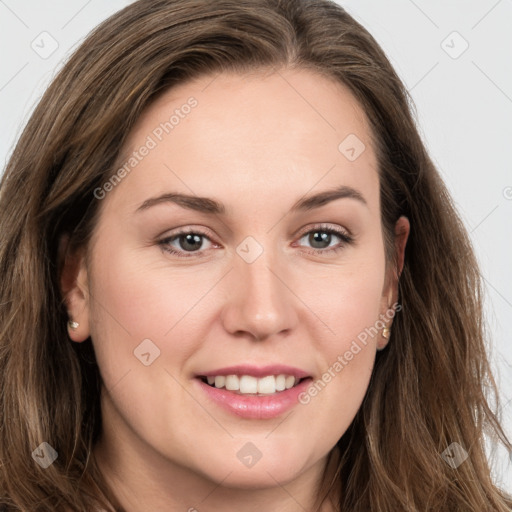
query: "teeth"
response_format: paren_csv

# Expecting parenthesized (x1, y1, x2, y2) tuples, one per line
(275, 374, 286, 391)
(240, 375, 258, 393)
(214, 376, 225, 388)
(205, 374, 300, 395)
(225, 375, 239, 391)
(257, 375, 275, 394)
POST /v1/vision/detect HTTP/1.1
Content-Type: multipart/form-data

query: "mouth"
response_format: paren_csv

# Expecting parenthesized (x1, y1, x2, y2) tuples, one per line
(197, 374, 310, 396)
(194, 364, 313, 419)
(195, 369, 314, 419)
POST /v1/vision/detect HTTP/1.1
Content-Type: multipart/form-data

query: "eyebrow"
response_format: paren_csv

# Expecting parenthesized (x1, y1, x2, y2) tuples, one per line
(135, 184, 367, 215)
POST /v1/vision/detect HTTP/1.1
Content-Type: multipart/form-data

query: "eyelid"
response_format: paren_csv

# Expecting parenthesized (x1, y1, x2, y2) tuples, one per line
(159, 222, 353, 258)
(294, 222, 352, 239)
(158, 225, 218, 259)
(291, 223, 354, 256)
(160, 222, 352, 242)
(158, 225, 217, 243)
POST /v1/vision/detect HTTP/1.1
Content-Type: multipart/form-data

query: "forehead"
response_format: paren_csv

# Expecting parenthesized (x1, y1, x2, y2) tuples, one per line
(100, 68, 379, 218)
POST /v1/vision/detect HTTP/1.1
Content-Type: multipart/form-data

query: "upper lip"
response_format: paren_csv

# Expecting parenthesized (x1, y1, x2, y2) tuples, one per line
(197, 364, 311, 379)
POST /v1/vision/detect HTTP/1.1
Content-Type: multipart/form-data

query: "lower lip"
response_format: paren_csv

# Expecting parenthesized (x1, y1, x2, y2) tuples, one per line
(196, 377, 312, 419)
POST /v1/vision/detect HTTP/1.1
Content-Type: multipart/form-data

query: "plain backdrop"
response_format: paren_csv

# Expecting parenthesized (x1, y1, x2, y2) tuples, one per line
(1, 0, 511, 494)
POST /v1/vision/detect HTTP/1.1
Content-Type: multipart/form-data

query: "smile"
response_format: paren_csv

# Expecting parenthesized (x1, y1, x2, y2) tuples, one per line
(199, 374, 305, 395)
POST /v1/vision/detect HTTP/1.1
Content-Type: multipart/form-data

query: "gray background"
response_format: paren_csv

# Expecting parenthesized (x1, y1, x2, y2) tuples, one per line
(1, 0, 511, 493)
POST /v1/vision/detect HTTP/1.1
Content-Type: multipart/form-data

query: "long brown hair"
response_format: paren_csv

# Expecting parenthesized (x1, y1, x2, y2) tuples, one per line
(0, 1, 510, 510)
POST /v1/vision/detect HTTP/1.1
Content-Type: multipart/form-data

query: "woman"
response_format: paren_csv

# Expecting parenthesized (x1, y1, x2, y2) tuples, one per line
(0, 0, 510, 510)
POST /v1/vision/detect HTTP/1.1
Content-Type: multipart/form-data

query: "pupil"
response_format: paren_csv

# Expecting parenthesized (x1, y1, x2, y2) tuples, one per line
(181, 233, 202, 251)
(311, 231, 330, 249)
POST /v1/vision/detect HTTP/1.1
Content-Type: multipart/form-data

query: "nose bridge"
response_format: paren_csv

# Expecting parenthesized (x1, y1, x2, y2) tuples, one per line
(221, 234, 297, 339)
(240, 243, 280, 302)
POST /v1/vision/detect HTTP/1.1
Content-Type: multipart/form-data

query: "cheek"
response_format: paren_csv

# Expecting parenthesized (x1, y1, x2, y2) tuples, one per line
(89, 243, 196, 338)
(86, 242, 184, 385)
(297, 245, 385, 422)
(86, 238, 222, 395)
(304, 248, 386, 351)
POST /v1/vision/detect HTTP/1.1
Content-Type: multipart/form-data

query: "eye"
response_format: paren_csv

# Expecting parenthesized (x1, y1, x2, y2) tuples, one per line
(158, 223, 354, 259)
(294, 224, 354, 256)
(159, 228, 215, 258)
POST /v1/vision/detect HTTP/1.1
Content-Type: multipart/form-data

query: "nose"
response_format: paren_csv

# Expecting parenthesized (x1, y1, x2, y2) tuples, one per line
(220, 245, 299, 342)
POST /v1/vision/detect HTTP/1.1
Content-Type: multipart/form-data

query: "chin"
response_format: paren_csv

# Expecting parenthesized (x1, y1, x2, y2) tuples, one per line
(195, 452, 310, 490)
(217, 467, 302, 490)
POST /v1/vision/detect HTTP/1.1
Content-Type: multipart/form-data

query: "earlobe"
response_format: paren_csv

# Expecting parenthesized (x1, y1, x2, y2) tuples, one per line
(58, 234, 91, 343)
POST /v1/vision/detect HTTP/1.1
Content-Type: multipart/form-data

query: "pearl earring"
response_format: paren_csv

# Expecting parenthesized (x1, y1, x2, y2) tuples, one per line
(68, 320, 79, 330)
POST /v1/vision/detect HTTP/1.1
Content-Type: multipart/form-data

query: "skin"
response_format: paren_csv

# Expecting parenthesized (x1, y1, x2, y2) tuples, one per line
(61, 67, 409, 511)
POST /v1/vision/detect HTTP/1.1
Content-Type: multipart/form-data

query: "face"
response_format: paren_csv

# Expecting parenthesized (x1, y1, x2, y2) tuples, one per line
(63, 68, 409, 497)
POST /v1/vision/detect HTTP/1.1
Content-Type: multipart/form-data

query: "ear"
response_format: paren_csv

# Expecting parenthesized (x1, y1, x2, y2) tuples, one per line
(58, 234, 91, 343)
(377, 215, 410, 350)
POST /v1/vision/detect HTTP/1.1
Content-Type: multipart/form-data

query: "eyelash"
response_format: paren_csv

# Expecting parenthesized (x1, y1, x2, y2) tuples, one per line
(159, 224, 354, 259)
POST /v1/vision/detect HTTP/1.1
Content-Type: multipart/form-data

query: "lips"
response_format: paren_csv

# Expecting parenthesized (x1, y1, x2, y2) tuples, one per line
(194, 364, 313, 419)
